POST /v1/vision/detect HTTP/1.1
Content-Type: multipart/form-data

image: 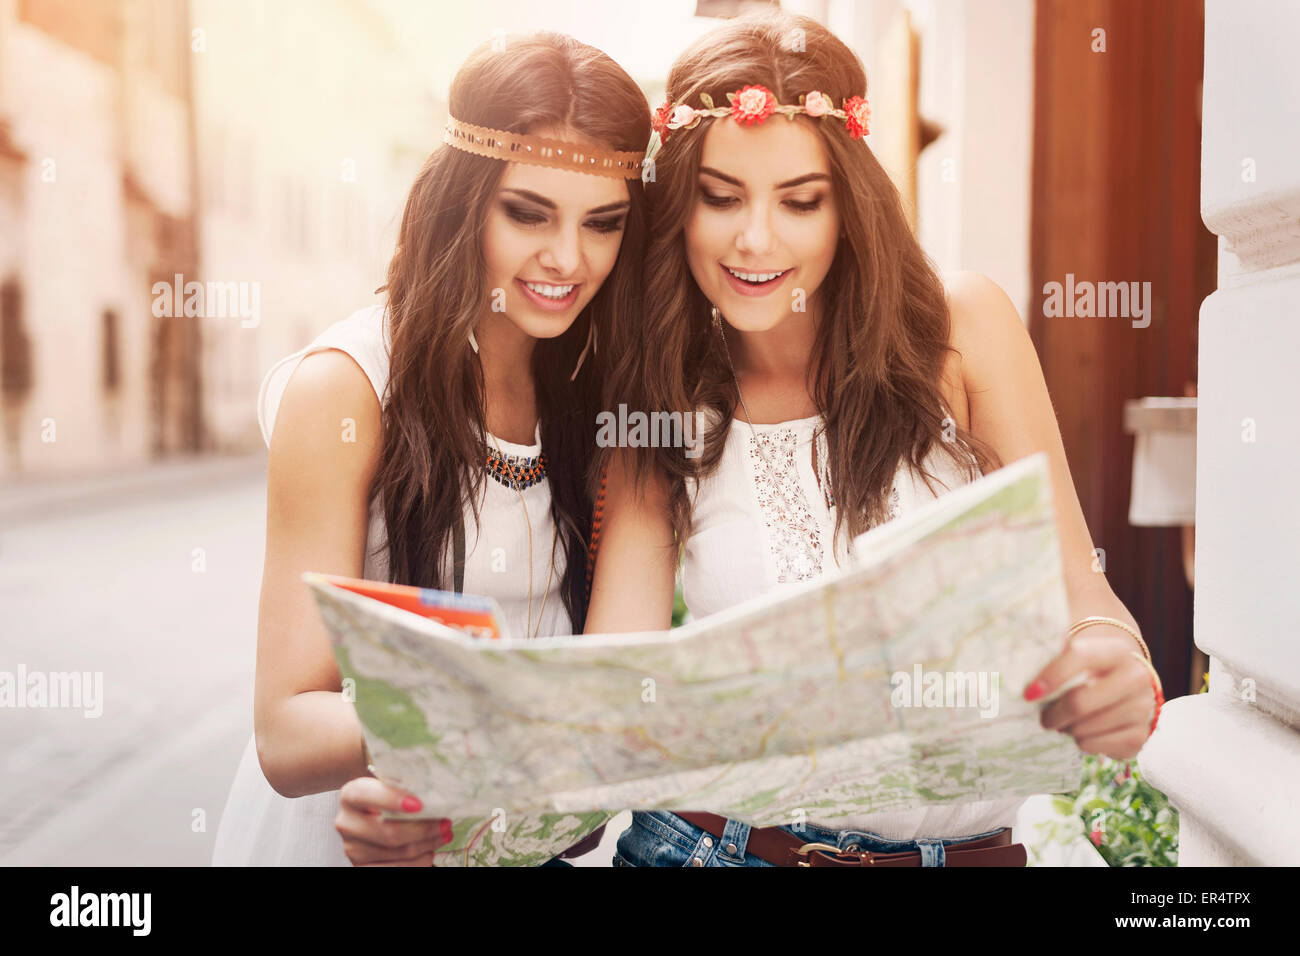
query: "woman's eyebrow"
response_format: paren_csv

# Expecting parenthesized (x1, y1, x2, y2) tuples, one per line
(500, 188, 556, 209)
(586, 200, 630, 215)
(501, 189, 628, 216)
(775, 172, 831, 189)
(699, 168, 831, 189)
(700, 166, 743, 186)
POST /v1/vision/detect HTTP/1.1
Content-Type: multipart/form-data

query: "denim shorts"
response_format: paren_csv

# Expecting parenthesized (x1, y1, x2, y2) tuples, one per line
(612, 810, 1012, 867)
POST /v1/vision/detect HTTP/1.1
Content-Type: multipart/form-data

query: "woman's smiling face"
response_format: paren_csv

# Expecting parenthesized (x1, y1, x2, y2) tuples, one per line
(481, 126, 632, 340)
(684, 116, 841, 333)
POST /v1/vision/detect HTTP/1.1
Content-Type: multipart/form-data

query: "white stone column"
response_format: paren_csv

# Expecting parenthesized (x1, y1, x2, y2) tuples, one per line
(1137, 0, 1300, 866)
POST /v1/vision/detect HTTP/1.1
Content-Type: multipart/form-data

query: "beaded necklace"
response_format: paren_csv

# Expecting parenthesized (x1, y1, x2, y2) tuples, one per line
(484, 444, 548, 491)
(483, 432, 556, 639)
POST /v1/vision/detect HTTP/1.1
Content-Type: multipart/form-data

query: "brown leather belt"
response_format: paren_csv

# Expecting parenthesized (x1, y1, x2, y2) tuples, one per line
(556, 823, 607, 859)
(675, 812, 1026, 867)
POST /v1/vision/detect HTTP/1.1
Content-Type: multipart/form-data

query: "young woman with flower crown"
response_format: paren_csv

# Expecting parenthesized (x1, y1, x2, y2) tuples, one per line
(585, 10, 1163, 867)
(210, 32, 649, 867)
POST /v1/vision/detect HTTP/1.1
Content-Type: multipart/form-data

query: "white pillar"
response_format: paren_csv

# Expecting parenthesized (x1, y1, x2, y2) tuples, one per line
(1137, 0, 1300, 866)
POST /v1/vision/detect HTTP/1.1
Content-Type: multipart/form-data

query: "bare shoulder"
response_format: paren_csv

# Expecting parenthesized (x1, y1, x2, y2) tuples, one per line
(944, 270, 1024, 346)
(268, 349, 382, 486)
(941, 270, 1033, 398)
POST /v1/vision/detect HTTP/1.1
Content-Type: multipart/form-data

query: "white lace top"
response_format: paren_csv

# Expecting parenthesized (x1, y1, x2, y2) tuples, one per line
(212, 304, 571, 866)
(682, 409, 1027, 840)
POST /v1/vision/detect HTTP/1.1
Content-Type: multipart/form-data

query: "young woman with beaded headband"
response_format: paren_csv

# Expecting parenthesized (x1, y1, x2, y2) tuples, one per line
(211, 32, 650, 867)
(586, 10, 1162, 867)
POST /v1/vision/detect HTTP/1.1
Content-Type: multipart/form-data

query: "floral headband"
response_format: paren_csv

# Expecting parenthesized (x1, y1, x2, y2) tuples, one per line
(646, 84, 871, 163)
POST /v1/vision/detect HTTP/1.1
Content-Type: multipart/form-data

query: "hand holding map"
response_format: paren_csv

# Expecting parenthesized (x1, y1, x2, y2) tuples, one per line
(307, 452, 1082, 865)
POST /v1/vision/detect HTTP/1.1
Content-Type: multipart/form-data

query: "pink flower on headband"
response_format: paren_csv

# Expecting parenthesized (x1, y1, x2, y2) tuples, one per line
(729, 85, 776, 125)
(843, 95, 871, 139)
(803, 91, 830, 117)
(668, 104, 699, 130)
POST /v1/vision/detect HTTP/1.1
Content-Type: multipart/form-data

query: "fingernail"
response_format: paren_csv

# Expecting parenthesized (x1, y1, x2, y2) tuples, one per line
(401, 795, 422, 812)
(1024, 680, 1046, 701)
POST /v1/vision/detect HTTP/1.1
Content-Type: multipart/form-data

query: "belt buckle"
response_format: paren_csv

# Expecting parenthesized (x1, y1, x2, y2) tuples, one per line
(792, 841, 874, 867)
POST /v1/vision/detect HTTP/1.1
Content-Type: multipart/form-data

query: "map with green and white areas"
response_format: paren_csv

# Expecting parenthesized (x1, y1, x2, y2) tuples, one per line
(308, 453, 1082, 866)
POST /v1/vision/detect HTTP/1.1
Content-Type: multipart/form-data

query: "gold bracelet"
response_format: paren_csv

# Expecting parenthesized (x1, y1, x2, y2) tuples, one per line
(1067, 615, 1151, 663)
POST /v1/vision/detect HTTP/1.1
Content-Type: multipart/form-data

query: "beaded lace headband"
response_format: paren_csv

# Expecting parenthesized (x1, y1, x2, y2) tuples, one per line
(443, 115, 646, 180)
(646, 84, 871, 163)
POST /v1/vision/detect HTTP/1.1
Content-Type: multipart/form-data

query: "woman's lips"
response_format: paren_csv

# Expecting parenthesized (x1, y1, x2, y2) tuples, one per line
(720, 263, 792, 298)
(516, 277, 581, 312)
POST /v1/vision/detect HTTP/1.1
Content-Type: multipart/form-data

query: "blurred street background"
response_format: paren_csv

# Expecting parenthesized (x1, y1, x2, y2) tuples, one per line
(0, 446, 643, 865)
(0, 452, 264, 863)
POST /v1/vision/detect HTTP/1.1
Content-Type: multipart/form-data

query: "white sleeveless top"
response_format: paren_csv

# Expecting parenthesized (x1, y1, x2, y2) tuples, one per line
(683, 409, 1026, 841)
(212, 305, 571, 865)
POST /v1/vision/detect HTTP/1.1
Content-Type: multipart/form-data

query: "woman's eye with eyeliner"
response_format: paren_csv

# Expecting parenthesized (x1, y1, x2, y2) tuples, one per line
(784, 196, 824, 213)
(700, 190, 738, 208)
(504, 204, 547, 226)
(585, 217, 626, 234)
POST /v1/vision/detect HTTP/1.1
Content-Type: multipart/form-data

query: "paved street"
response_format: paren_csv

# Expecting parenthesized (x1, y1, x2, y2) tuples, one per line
(0, 453, 626, 866)
(0, 454, 269, 865)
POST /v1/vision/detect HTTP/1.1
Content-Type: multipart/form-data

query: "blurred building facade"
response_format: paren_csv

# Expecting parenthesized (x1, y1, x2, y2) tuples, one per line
(0, 0, 441, 478)
(191, 0, 441, 450)
(0, 0, 200, 475)
(814, 0, 1036, 336)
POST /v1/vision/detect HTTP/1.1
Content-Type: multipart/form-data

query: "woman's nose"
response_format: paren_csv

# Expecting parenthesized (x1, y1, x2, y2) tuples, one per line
(736, 204, 777, 257)
(537, 227, 582, 276)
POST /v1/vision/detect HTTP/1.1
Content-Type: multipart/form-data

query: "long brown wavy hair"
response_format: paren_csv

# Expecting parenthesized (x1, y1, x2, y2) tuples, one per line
(372, 33, 650, 631)
(612, 10, 1001, 559)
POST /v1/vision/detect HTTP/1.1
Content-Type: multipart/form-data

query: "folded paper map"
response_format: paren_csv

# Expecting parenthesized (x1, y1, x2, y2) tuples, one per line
(305, 451, 1083, 866)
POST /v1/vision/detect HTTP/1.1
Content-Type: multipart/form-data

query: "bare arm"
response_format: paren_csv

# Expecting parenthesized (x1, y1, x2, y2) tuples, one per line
(945, 271, 1137, 628)
(584, 450, 678, 635)
(254, 349, 381, 797)
(946, 271, 1154, 759)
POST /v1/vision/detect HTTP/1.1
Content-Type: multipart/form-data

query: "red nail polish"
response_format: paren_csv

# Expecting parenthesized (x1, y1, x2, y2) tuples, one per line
(401, 795, 422, 812)
(1024, 680, 1046, 701)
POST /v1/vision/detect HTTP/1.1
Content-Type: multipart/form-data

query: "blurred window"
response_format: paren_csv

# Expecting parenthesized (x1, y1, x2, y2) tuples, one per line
(102, 308, 121, 393)
(1, 278, 32, 400)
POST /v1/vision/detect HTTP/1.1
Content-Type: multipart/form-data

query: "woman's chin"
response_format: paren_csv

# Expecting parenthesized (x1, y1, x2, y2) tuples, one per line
(506, 310, 583, 341)
(713, 300, 791, 334)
